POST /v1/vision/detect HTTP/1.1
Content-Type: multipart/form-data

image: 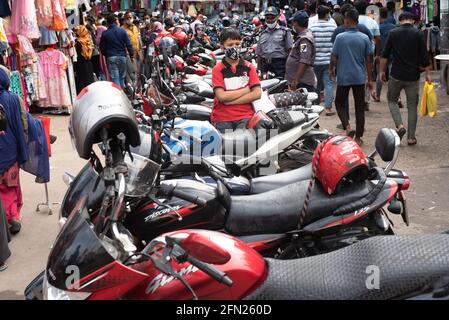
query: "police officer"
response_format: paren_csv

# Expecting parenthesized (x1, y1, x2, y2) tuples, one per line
(285, 10, 317, 92)
(256, 6, 293, 79)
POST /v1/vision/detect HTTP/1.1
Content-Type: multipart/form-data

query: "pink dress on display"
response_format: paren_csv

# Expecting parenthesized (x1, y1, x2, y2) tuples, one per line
(11, 0, 40, 39)
(36, 0, 54, 28)
(38, 49, 72, 108)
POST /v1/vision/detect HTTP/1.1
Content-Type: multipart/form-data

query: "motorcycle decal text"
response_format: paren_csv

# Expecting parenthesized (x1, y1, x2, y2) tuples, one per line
(144, 205, 182, 223)
(145, 265, 199, 295)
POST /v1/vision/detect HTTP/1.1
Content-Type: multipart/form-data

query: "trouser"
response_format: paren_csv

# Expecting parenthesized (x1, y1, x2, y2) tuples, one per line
(213, 119, 249, 134)
(106, 56, 127, 89)
(314, 64, 334, 109)
(335, 84, 366, 138)
(387, 77, 419, 139)
(126, 56, 139, 88)
(260, 57, 287, 79)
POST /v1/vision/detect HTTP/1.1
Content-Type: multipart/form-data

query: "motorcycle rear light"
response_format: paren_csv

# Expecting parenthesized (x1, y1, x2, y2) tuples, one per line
(402, 172, 410, 191)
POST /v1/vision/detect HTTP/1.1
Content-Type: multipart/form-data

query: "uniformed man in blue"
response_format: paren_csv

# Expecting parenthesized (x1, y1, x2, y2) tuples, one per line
(256, 6, 293, 79)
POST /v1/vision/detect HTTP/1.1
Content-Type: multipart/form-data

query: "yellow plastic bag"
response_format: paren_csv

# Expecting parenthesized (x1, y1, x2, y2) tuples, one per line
(426, 82, 438, 117)
(419, 81, 438, 117)
(419, 81, 429, 117)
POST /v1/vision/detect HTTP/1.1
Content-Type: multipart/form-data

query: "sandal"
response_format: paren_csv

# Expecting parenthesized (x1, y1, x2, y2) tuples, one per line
(408, 138, 417, 145)
(396, 127, 406, 140)
(0, 262, 7, 272)
(325, 110, 336, 116)
(347, 130, 356, 138)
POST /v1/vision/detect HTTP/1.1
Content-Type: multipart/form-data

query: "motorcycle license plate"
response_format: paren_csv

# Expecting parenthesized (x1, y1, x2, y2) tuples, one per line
(398, 191, 410, 226)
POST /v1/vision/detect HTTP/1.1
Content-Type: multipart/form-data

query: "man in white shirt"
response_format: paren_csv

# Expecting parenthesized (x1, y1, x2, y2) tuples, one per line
(308, 0, 338, 28)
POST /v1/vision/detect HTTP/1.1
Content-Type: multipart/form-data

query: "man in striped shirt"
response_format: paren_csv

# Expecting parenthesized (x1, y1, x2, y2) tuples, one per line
(310, 5, 337, 116)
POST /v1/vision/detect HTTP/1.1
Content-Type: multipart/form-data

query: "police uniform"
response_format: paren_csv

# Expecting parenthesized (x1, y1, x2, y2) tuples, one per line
(285, 11, 317, 92)
(285, 29, 316, 91)
(256, 7, 293, 79)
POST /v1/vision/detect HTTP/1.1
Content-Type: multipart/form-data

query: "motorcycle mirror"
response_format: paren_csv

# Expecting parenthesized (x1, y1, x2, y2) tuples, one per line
(180, 233, 231, 265)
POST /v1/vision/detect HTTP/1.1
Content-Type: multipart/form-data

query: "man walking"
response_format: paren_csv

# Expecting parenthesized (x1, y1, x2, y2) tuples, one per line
(310, 5, 337, 115)
(355, 0, 381, 111)
(123, 12, 141, 87)
(285, 11, 317, 92)
(376, 7, 395, 101)
(256, 6, 293, 79)
(380, 12, 431, 146)
(100, 14, 134, 89)
(330, 8, 375, 146)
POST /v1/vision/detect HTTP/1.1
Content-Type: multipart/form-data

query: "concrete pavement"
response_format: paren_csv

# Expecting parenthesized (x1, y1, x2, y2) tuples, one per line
(1, 72, 449, 299)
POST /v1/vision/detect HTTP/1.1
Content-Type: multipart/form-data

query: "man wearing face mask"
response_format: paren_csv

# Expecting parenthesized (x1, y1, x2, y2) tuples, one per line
(211, 28, 262, 133)
(123, 11, 141, 87)
(285, 11, 317, 92)
(256, 6, 293, 79)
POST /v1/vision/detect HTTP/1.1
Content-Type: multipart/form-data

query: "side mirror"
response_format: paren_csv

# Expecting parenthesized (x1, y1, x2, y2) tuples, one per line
(375, 128, 399, 162)
(179, 233, 231, 265)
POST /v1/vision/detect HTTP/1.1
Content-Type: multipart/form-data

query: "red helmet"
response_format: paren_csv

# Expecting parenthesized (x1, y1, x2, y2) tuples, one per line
(252, 17, 261, 26)
(313, 136, 369, 195)
(172, 27, 189, 49)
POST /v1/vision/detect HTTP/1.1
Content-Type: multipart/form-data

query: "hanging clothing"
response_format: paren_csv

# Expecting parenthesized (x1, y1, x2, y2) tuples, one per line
(428, 0, 434, 22)
(66, 0, 79, 10)
(73, 42, 95, 94)
(37, 49, 71, 108)
(11, 0, 41, 39)
(111, 0, 120, 11)
(0, 0, 11, 18)
(36, 0, 54, 28)
(51, 0, 69, 32)
(20, 114, 50, 183)
(39, 27, 58, 46)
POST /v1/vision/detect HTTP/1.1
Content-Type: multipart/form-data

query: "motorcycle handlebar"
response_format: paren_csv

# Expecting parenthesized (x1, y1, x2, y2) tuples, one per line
(160, 183, 207, 207)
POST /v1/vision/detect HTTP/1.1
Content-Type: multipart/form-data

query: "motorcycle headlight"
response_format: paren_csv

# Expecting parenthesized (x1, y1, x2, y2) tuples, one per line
(43, 273, 91, 300)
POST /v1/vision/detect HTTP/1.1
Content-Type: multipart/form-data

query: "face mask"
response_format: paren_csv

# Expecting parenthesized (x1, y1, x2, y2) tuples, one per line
(145, 19, 151, 24)
(126, 18, 133, 25)
(225, 47, 240, 60)
(267, 22, 277, 29)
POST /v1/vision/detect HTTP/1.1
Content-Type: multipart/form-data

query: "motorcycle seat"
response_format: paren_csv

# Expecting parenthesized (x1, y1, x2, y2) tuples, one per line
(250, 163, 312, 194)
(199, 88, 214, 99)
(261, 79, 280, 91)
(225, 179, 373, 236)
(246, 234, 449, 300)
(180, 104, 211, 121)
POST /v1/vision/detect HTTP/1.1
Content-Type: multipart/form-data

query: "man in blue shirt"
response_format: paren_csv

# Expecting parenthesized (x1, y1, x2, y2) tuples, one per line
(376, 7, 396, 101)
(100, 14, 134, 89)
(329, 8, 375, 146)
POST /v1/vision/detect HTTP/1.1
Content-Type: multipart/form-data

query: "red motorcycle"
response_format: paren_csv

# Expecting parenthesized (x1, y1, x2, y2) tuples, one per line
(28, 201, 449, 300)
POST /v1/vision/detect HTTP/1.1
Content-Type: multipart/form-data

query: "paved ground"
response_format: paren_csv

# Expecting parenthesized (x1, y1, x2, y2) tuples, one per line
(1, 71, 448, 299)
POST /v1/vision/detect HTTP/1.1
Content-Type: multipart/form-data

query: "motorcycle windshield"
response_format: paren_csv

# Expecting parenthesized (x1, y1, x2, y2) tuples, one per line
(46, 198, 114, 290)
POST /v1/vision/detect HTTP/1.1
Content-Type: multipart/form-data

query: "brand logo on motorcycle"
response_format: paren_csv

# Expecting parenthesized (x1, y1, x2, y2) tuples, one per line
(144, 205, 182, 223)
(145, 265, 199, 294)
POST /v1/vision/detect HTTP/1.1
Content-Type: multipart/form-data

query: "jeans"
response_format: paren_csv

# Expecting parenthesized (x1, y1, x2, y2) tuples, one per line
(106, 56, 127, 88)
(214, 119, 249, 133)
(314, 64, 334, 109)
(387, 77, 419, 139)
(335, 84, 366, 138)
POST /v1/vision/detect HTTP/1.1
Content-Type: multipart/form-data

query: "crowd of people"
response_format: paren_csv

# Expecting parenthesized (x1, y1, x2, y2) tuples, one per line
(0, 0, 435, 272)
(254, 0, 431, 146)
